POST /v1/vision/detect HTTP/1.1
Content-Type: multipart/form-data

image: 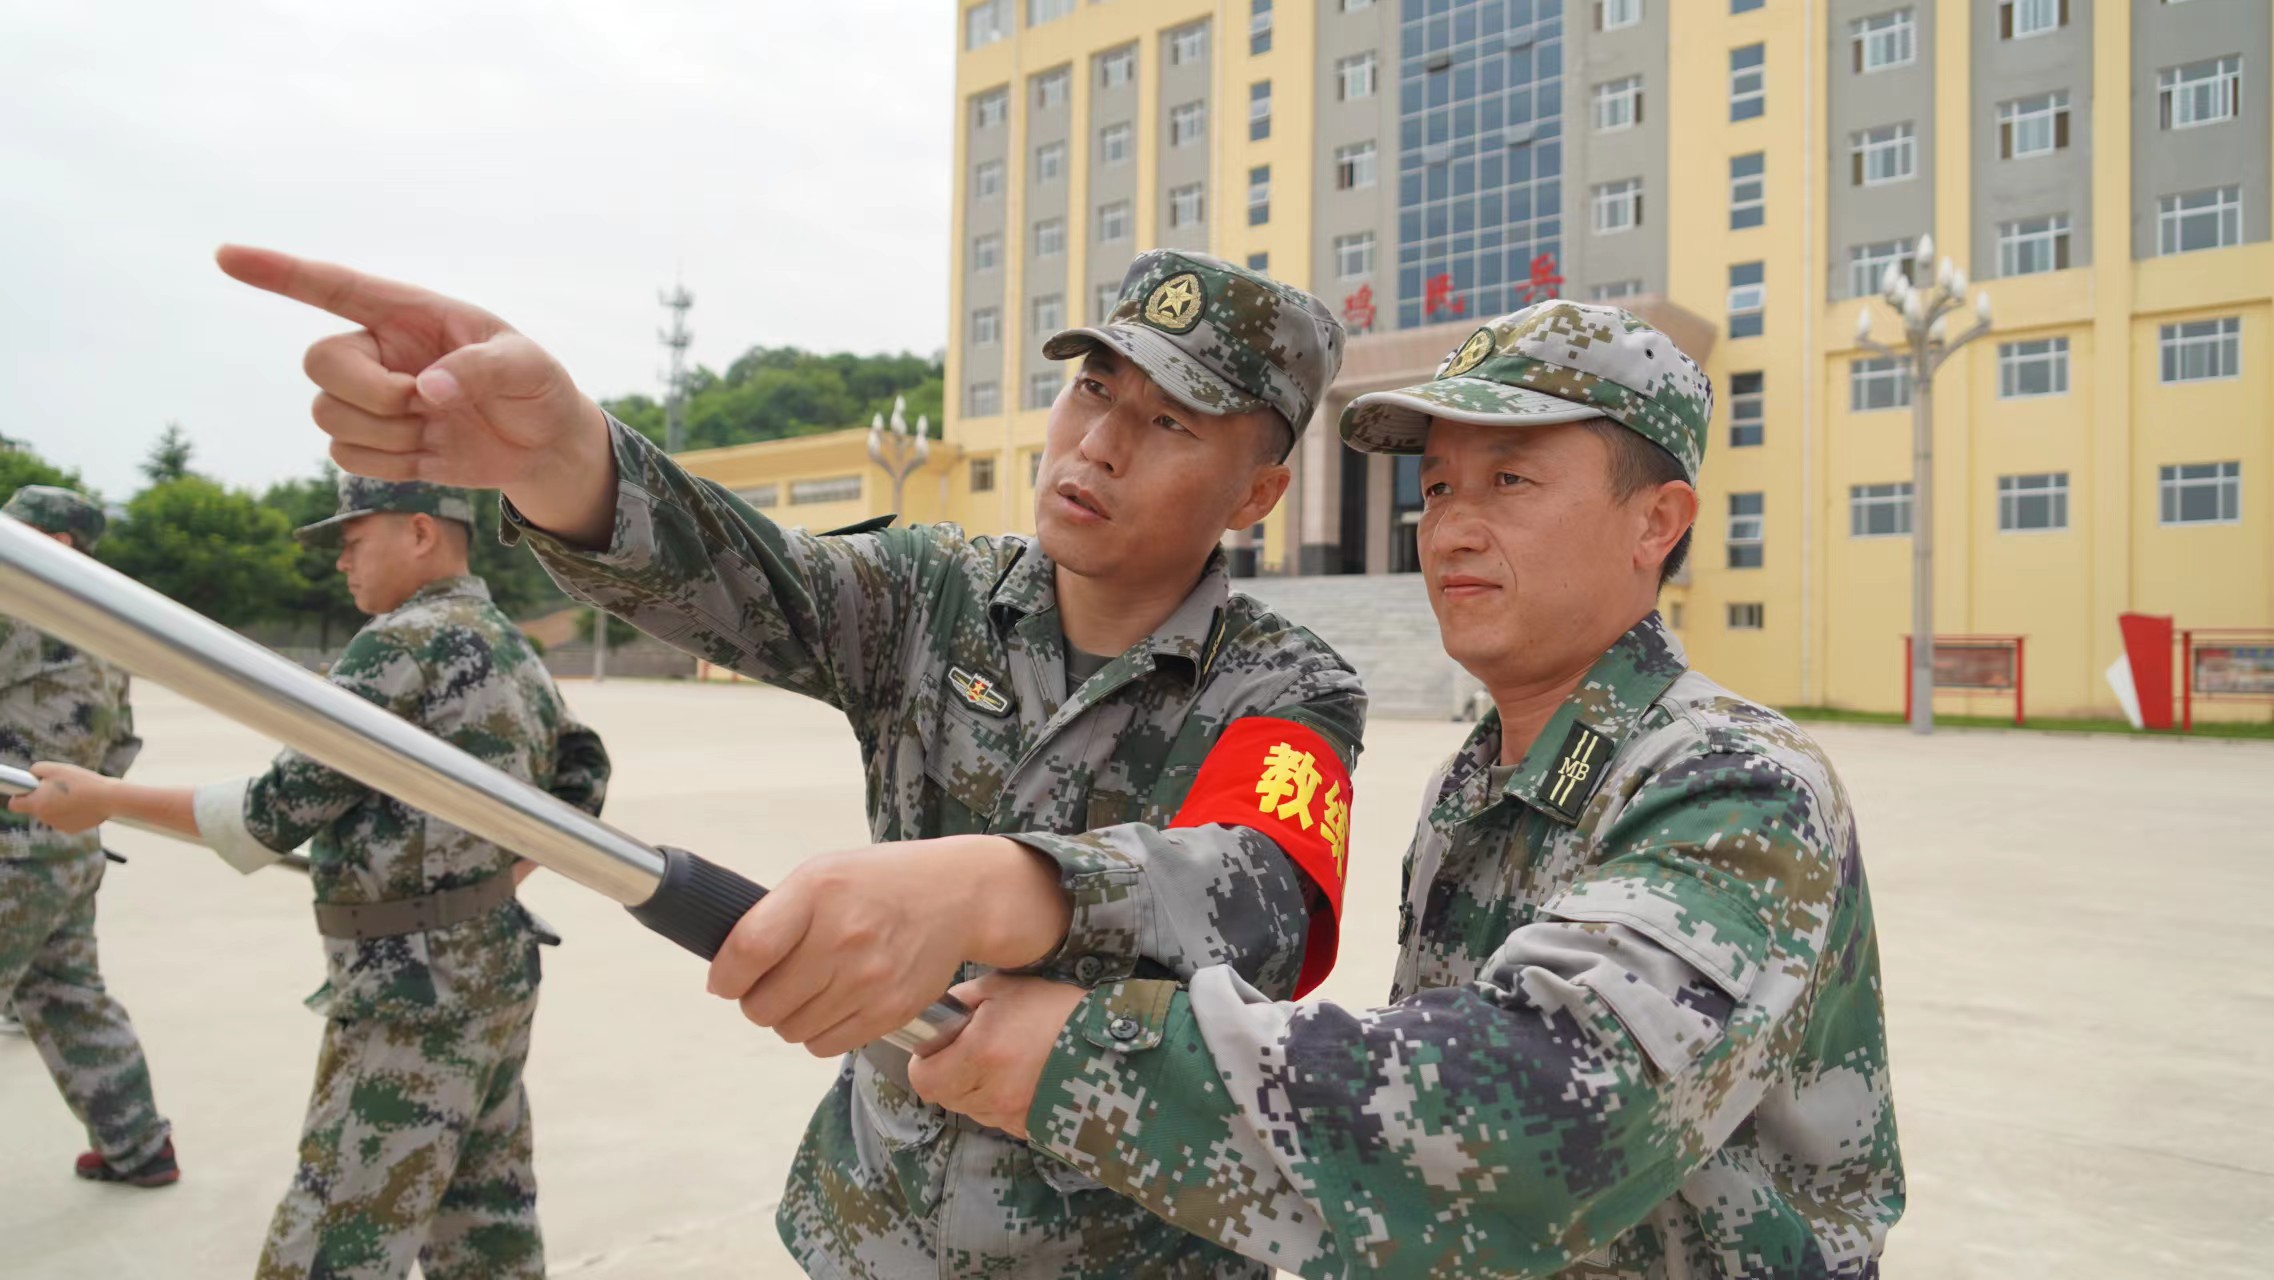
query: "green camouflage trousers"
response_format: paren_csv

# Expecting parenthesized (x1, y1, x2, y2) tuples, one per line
(0, 852, 171, 1168)
(256, 998, 543, 1280)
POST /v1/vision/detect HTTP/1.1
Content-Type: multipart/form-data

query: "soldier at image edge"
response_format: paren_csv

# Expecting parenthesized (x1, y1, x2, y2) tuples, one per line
(912, 300, 1907, 1280)
(0, 484, 179, 1188)
(13, 475, 612, 1280)
(212, 242, 1370, 1277)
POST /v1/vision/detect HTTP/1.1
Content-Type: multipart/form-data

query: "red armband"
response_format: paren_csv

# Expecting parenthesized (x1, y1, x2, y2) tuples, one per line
(1168, 716, 1352, 998)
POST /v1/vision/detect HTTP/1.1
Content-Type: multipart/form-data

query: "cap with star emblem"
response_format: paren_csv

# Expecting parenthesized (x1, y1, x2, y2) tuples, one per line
(1041, 249, 1345, 451)
(1339, 300, 1714, 482)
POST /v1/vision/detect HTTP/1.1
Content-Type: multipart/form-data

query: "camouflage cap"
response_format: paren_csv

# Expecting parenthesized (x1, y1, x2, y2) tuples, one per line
(3, 485, 107, 550)
(294, 476, 477, 547)
(1042, 249, 1345, 449)
(1340, 300, 1713, 481)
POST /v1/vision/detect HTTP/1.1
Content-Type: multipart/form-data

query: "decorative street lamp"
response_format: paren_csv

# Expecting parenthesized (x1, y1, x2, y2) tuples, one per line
(867, 395, 931, 514)
(1855, 233, 1994, 735)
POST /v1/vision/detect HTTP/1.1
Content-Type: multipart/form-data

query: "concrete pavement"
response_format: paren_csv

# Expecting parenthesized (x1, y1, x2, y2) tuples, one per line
(4, 680, 2268, 1277)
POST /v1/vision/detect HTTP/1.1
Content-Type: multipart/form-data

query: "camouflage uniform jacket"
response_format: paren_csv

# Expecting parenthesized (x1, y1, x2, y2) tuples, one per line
(1029, 614, 1904, 1279)
(196, 575, 611, 1023)
(0, 614, 140, 860)
(508, 419, 1367, 1278)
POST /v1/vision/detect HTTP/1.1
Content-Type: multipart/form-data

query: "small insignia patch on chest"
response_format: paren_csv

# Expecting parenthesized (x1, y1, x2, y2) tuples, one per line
(947, 666, 1013, 717)
(1541, 721, 1610, 822)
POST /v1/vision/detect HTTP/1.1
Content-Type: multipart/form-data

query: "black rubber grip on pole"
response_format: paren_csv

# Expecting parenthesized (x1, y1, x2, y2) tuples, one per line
(625, 846, 768, 960)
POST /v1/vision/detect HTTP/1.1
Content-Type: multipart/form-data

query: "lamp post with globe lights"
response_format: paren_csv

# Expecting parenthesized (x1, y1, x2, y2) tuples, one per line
(1854, 233, 1994, 735)
(867, 395, 931, 514)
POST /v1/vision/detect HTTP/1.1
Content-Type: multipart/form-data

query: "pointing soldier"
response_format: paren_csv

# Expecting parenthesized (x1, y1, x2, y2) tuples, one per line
(16, 476, 611, 1279)
(217, 243, 1368, 1277)
(913, 303, 1906, 1279)
(0, 485, 177, 1188)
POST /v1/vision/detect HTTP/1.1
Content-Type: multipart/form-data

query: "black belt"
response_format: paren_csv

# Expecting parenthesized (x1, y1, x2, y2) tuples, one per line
(312, 874, 518, 940)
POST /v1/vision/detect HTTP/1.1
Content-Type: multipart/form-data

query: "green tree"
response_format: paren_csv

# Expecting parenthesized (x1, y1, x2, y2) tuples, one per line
(259, 464, 363, 647)
(0, 441, 87, 498)
(99, 477, 302, 628)
(601, 347, 944, 454)
(141, 422, 196, 484)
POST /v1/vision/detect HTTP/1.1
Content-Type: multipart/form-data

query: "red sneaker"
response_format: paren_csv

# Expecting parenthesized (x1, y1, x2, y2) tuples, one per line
(74, 1138, 178, 1187)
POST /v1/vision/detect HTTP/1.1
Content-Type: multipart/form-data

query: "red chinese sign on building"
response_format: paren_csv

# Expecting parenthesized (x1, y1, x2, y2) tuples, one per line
(1342, 283, 1377, 334)
(1424, 272, 1466, 319)
(1519, 252, 1565, 305)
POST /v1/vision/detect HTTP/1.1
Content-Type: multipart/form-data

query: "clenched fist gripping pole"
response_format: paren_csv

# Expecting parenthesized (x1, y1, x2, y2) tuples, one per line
(0, 514, 970, 1055)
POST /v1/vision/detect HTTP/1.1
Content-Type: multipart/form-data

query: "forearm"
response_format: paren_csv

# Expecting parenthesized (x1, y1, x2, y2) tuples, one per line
(90, 779, 199, 838)
(498, 396, 619, 547)
(937, 835, 1074, 970)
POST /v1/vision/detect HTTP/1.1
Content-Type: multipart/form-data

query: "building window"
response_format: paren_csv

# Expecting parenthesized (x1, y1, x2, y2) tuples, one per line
(1031, 293, 1063, 336)
(1334, 232, 1376, 281)
(1998, 91, 2070, 159)
(1247, 166, 1271, 227)
(2161, 55, 2242, 130)
(1849, 237, 1916, 297)
(1169, 22, 1208, 67)
(1729, 372, 1764, 447)
(969, 457, 996, 493)
(1998, 473, 2070, 532)
(1592, 76, 1644, 131)
(1093, 283, 1119, 324)
(1032, 67, 1070, 110)
(1729, 152, 1765, 230)
(1341, 0, 1373, 9)
(1337, 52, 1376, 101)
(1247, 252, 1269, 272)
(1169, 183, 1205, 229)
(965, 0, 1010, 50)
(790, 476, 861, 505)
(2000, 0, 2067, 40)
(2158, 187, 2242, 256)
(1728, 602, 1766, 630)
(1098, 46, 1136, 89)
(1850, 356, 1911, 411)
(1727, 262, 1765, 338)
(1727, 492, 1765, 568)
(1599, 0, 1642, 31)
(1033, 218, 1065, 257)
(1335, 141, 1378, 190)
(1997, 214, 2071, 276)
(737, 484, 779, 510)
(1025, 373, 1061, 410)
(1027, 450, 1044, 487)
(1730, 44, 1766, 121)
(1732, 0, 1763, 12)
(2159, 317, 2242, 383)
(1034, 141, 1066, 183)
(1591, 178, 1643, 235)
(1849, 482, 1915, 538)
(967, 382, 1001, 416)
(969, 307, 1001, 346)
(1852, 8, 1916, 72)
(971, 234, 1002, 273)
(1668, 602, 1685, 630)
(1591, 280, 1644, 302)
(1997, 337, 2070, 398)
(1170, 101, 1206, 148)
(972, 89, 1009, 130)
(1851, 122, 1916, 185)
(1249, 81, 1272, 141)
(1099, 122, 1132, 166)
(1250, 0, 1273, 55)
(974, 160, 1005, 200)
(1027, 0, 1074, 27)
(2160, 462, 2241, 525)
(1097, 200, 1131, 241)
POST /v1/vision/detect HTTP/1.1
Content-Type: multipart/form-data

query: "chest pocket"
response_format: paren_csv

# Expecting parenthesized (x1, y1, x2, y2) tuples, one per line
(920, 681, 1022, 836)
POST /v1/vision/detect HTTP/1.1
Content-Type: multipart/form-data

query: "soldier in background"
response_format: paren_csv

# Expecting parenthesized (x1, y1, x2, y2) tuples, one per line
(17, 477, 610, 1279)
(0, 484, 177, 1187)
(914, 304, 1906, 1279)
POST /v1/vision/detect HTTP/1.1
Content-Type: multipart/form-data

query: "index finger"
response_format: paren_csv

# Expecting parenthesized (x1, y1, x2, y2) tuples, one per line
(215, 244, 444, 329)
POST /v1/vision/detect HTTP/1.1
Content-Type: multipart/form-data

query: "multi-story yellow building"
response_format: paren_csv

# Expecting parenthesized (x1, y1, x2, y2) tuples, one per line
(683, 0, 2272, 721)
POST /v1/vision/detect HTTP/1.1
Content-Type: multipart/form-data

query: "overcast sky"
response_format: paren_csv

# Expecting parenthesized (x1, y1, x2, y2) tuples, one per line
(2, 1, 954, 499)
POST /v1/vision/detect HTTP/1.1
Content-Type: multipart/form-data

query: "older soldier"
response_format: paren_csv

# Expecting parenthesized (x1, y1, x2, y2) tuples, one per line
(216, 242, 1366, 1277)
(914, 303, 1906, 1279)
(0, 485, 177, 1187)
(16, 477, 610, 1280)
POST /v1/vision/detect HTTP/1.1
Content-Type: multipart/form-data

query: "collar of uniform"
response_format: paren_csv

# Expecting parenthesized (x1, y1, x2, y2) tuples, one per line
(987, 542, 1230, 678)
(1431, 612, 1687, 829)
(401, 574, 490, 609)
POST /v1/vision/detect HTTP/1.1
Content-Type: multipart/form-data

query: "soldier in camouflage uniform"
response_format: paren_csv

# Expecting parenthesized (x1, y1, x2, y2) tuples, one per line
(915, 302, 1906, 1279)
(217, 242, 1367, 1277)
(17, 476, 611, 1279)
(0, 485, 178, 1186)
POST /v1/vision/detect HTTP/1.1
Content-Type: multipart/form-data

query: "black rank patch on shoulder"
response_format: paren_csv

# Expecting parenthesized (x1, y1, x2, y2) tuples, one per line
(948, 666, 1014, 718)
(1541, 721, 1610, 822)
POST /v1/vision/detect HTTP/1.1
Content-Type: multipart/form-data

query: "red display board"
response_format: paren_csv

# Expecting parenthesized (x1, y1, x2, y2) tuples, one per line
(2180, 629, 2274, 731)
(1904, 635, 2027, 726)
